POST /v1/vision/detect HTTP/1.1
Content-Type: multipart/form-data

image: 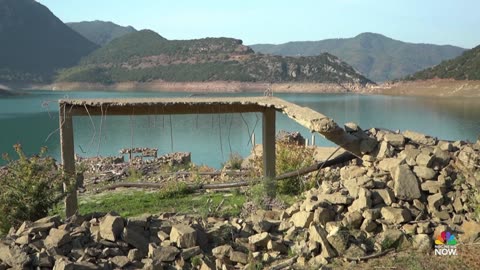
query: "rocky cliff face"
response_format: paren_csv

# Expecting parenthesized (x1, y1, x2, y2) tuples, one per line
(57, 30, 374, 86)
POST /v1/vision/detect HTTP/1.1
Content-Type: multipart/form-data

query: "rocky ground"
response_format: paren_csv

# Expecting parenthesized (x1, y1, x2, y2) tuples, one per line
(0, 128, 479, 269)
(76, 151, 197, 192)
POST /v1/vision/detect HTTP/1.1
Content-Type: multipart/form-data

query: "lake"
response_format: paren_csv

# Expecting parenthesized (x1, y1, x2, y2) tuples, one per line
(1, 90, 479, 168)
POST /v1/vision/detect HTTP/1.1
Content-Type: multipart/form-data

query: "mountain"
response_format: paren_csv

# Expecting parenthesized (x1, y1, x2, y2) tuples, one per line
(57, 30, 373, 86)
(406, 45, 480, 80)
(0, 0, 98, 83)
(67, 20, 137, 46)
(250, 33, 466, 82)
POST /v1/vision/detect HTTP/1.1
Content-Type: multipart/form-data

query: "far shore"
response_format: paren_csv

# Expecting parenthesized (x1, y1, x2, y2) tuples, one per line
(4, 79, 480, 98)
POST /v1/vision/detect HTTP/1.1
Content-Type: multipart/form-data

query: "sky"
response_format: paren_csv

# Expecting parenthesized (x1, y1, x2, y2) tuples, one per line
(37, 0, 480, 48)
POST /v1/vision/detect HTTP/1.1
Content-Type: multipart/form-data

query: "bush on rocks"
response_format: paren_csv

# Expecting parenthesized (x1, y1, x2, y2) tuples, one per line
(0, 145, 68, 235)
(252, 140, 315, 195)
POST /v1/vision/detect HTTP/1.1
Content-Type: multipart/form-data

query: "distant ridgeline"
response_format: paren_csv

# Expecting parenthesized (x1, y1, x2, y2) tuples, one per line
(0, 0, 98, 83)
(406, 45, 480, 81)
(250, 33, 466, 82)
(57, 30, 373, 85)
(67, 21, 137, 47)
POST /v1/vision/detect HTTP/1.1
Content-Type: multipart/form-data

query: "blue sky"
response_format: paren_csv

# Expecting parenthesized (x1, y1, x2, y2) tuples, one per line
(38, 0, 480, 48)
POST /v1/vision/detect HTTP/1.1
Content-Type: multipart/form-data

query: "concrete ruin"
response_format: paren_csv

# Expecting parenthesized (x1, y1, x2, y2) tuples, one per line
(59, 97, 375, 217)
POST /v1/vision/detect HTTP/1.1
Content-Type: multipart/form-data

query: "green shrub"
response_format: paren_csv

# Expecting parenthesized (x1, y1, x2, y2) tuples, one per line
(252, 141, 315, 195)
(224, 152, 243, 170)
(276, 142, 315, 194)
(191, 256, 202, 267)
(156, 182, 193, 200)
(0, 145, 67, 234)
(126, 167, 142, 182)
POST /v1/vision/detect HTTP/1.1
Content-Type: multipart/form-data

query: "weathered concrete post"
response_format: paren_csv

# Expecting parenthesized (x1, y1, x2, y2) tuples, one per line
(59, 104, 77, 217)
(262, 108, 276, 180)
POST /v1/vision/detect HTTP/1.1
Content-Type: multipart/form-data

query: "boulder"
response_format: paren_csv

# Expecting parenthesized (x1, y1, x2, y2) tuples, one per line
(291, 211, 314, 228)
(343, 211, 364, 229)
(52, 258, 73, 270)
(412, 234, 433, 252)
(433, 148, 451, 166)
(111, 256, 130, 268)
(251, 213, 273, 233)
(384, 133, 405, 147)
(326, 228, 349, 255)
(427, 193, 444, 211)
(349, 188, 372, 212)
(248, 232, 271, 247)
(149, 245, 180, 262)
(416, 153, 434, 168)
(181, 246, 201, 260)
(33, 251, 53, 268)
(379, 228, 405, 250)
(413, 166, 436, 180)
(376, 141, 394, 159)
(267, 240, 288, 254)
(230, 251, 248, 264)
(0, 243, 31, 268)
(403, 130, 436, 146)
(344, 244, 366, 258)
(438, 141, 454, 152)
(170, 224, 197, 248)
(317, 194, 353, 205)
(100, 215, 124, 242)
(400, 147, 420, 166)
(122, 226, 149, 253)
(127, 249, 144, 262)
(340, 166, 367, 180)
(392, 165, 421, 200)
(313, 207, 335, 226)
(381, 207, 412, 224)
(378, 158, 405, 173)
(309, 224, 337, 259)
(361, 218, 378, 232)
(373, 189, 395, 206)
(421, 181, 446, 194)
(212, 245, 232, 258)
(44, 228, 72, 249)
(276, 130, 305, 145)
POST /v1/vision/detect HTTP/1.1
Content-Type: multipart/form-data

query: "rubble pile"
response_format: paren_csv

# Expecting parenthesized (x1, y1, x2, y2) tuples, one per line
(76, 152, 192, 188)
(276, 131, 306, 146)
(1, 129, 480, 269)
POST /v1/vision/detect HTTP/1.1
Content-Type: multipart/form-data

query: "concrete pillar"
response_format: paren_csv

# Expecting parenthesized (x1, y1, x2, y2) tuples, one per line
(262, 108, 276, 179)
(59, 105, 77, 218)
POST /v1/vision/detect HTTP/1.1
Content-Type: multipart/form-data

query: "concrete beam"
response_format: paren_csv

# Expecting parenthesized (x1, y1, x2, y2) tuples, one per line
(60, 97, 372, 157)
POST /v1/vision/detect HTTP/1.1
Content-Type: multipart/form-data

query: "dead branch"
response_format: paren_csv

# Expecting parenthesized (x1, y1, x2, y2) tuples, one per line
(95, 152, 353, 192)
(276, 151, 356, 180)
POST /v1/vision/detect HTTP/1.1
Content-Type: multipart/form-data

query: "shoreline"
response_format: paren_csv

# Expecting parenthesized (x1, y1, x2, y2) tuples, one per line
(4, 79, 480, 97)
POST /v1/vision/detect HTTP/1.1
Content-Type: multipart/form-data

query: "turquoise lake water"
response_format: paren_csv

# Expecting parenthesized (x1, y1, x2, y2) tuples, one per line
(1, 90, 479, 168)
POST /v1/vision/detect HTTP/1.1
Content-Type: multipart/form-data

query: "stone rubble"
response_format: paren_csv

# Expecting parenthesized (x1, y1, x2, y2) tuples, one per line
(1, 129, 479, 269)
